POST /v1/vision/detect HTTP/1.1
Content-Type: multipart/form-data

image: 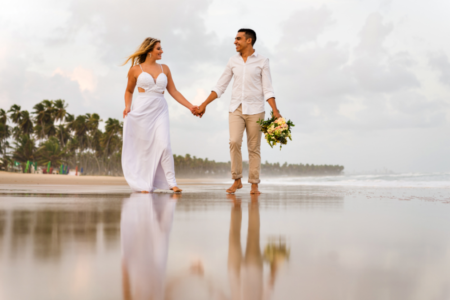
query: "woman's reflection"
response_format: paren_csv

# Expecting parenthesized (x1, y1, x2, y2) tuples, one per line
(121, 193, 178, 300)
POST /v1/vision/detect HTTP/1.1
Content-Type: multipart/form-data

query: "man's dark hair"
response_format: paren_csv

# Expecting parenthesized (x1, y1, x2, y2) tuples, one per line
(238, 28, 257, 46)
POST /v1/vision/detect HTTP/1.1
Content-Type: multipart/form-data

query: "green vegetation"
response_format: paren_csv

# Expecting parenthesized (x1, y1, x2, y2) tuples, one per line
(1, 100, 123, 175)
(0, 100, 344, 177)
(174, 154, 343, 177)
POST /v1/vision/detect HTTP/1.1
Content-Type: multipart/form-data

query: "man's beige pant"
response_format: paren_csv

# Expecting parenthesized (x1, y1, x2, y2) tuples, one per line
(229, 105, 265, 184)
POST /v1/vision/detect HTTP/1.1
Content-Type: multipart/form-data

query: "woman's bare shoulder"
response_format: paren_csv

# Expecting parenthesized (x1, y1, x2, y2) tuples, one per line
(128, 65, 142, 78)
(161, 64, 170, 73)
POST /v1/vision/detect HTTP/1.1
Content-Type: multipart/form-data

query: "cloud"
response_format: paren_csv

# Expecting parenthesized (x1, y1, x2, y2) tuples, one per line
(280, 6, 334, 48)
(58, 0, 223, 67)
(429, 52, 450, 86)
(0, 0, 449, 172)
(356, 12, 393, 55)
(53, 67, 98, 92)
(271, 9, 435, 137)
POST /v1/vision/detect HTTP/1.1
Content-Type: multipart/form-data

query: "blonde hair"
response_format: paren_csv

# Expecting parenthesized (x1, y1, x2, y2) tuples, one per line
(123, 37, 161, 66)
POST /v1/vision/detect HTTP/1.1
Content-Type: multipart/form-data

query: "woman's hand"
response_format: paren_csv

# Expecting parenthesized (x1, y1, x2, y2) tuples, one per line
(123, 106, 131, 118)
(190, 105, 203, 117)
(189, 105, 198, 115)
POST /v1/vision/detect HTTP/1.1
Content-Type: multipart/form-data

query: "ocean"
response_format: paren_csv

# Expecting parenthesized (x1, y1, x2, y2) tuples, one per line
(261, 172, 450, 188)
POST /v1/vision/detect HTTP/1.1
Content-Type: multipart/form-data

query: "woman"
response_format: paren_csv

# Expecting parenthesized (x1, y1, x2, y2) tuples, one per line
(122, 37, 196, 193)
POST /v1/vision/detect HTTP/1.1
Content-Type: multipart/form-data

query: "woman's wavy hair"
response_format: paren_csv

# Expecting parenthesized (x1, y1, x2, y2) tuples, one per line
(123, 37, 161, 66)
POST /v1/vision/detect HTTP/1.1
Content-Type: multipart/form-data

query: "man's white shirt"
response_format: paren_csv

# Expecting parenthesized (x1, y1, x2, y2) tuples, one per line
(212, 51, 275, 115)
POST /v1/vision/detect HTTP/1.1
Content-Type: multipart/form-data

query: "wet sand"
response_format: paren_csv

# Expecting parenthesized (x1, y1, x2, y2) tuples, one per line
(0, 171, 221, 186)
(0, 184, 449, 300)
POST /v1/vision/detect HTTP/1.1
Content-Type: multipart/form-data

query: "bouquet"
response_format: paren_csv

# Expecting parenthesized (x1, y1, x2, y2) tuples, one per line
(257, 111, 295, 149)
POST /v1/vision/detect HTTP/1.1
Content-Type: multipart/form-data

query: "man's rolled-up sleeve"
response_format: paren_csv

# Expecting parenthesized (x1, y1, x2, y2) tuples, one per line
(212, 59, 233, 98)
(262, 58, 275, 101)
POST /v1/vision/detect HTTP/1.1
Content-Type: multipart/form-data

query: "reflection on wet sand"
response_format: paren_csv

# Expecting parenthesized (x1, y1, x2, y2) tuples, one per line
(0, 199, 121, 259)
(1, 187, 449, 300)
(121, 193, 177, 300)
(227, 194, 288, 300)
(163, 194, 289, 300)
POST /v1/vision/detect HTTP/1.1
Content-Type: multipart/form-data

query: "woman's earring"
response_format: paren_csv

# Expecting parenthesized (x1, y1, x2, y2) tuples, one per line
(149, 53, 152, 58)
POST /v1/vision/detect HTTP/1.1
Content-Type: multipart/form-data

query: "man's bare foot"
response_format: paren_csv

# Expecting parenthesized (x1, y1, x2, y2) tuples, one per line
(250, 194, 260, 202)
(226, 179, 243, 194)
(141, 191, 150, 194)
(170, 186, 182, 193)
(250, 184, 261, 194)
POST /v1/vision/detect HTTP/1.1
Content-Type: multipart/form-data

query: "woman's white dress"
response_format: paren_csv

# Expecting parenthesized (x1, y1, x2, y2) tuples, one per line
(121, 193, 176, 300)
(122, 64, 177, 192)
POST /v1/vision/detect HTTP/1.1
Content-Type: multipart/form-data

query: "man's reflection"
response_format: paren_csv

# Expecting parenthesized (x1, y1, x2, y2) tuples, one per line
(227, 194, 283, 300)
(121, 193, 178, 300)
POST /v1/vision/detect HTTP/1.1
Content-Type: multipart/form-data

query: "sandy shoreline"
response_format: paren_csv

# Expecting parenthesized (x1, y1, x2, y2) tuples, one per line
(0, 171, 226, 186)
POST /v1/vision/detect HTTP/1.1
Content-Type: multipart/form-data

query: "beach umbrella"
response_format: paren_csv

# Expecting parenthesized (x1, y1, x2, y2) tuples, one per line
(25, 161, 30, 173)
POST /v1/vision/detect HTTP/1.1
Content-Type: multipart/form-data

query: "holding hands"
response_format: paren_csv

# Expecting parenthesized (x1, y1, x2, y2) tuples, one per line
(189, 105, 200, 116)
(191, 104, 206, 118)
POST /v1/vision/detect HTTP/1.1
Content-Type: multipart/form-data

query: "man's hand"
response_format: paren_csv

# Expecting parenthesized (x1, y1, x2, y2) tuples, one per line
(273, 110, 282, 119)
(267, 98, 281, 120)
(123, 106, 131, 118)
(196, 103, 207, 118)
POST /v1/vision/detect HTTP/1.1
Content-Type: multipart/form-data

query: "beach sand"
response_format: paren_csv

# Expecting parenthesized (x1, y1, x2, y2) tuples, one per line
(0, 171, 224, 186)
(0, 175, 449, 299)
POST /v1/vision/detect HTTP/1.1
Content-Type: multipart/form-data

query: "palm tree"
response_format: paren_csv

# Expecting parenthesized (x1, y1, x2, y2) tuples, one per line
(0, 109, 11, 169)
(12, 135, 37, 169)
(42, 100, 56, 138)
(70, 115, 89, 151)
(8, 104, 23, 124)
(33, 100, 56, 140)
(17, 110, 34, 137)
(101, 118, 123, 156)
(86, 113, 101, 133)
(84, 113, 102, 151)
(55, 124, 70, 147)
(8, 105, 33, 139)
(33, 101, 46, 139)
(36, 137, 66, 167)
(53, 99, 67, 123)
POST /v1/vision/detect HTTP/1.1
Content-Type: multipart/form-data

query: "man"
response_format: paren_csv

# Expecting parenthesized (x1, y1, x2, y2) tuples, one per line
(196, 28, 282, 194)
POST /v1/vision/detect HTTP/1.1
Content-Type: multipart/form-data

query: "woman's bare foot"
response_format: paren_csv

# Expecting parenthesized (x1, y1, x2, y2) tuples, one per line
(226, 179, 243, 194)
(141, 191, 150, 194)
(250, 184, 261, 194)
(171, 193, 182, 200)
(170, 186, 182, 193)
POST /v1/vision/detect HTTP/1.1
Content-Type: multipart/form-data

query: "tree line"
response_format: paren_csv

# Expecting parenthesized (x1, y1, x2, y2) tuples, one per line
(0, 100, 344, 177)
(174, 154, 344, 177)
(0, 100, 123, 175)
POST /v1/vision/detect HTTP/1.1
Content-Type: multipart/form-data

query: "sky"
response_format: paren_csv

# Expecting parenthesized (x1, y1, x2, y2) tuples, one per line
(1, 0, 449, 173)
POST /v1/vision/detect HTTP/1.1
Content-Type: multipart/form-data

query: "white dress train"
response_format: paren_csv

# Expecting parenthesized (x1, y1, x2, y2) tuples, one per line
(122, 64, 177, 192)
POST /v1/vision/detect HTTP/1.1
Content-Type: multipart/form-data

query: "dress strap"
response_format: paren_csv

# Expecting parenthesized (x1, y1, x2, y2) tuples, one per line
(160, 64, 163, 72)
(139, 64, 143, 71)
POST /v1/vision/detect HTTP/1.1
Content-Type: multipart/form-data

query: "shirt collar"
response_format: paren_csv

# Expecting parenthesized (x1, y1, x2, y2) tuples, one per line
(238, 50, 258, 58)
